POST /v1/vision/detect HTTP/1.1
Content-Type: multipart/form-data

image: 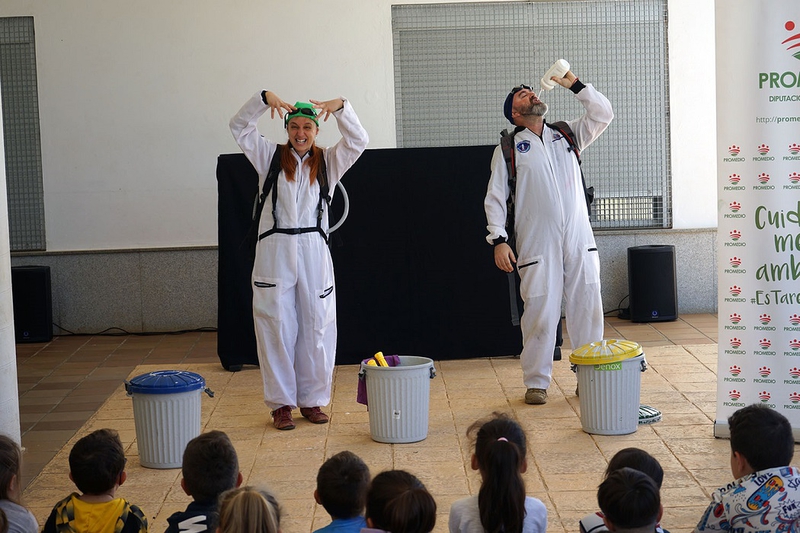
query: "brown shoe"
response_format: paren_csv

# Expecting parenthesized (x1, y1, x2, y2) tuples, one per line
(524, 388, 548, 405)
(300, 407, 329, 424)
(271, 406, 295, 430)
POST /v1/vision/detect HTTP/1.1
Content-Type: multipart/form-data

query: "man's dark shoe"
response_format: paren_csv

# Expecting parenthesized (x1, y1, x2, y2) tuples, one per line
(271, 405, 295, 430)
(553, 346, 562, 361)
(525, 388, 548, 405)
(300, 407, 329, 424)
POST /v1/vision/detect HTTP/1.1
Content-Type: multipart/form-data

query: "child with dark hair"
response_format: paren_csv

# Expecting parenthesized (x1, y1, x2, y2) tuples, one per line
(695, 404, 800, 532)
(165, 430, 243, 533)
(313, 451, 370, 533)
(42, 428, 148, 533)
(598, 468, 662, 533)
(363, 470, 436, 533)
(449, 413, 546, 533)
(0, 436, 38, 533)
(580, 447, 667, 533)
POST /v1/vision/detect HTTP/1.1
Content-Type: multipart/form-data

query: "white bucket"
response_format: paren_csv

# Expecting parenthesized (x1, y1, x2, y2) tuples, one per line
(359, 356, 436, 443)
(125, 370, 212, 468)
(570, 340, 646, 436)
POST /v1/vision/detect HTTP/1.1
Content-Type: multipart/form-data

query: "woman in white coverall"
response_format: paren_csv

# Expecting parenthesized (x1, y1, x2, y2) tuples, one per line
(484, 70, 613, 405)
(230, 90, 368, 430)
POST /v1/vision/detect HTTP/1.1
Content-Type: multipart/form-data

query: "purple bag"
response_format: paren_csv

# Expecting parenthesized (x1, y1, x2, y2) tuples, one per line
(357, 354, 401, 406)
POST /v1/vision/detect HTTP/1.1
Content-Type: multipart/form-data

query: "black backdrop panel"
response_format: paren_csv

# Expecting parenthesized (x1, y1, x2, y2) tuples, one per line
(217, 146, 522, 367)
(331, 146, 521, 363)
(217, 154, 260, 370)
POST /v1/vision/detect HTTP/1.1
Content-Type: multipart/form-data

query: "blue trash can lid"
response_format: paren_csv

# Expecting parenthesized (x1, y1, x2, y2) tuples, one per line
(126, 370, 206, 394)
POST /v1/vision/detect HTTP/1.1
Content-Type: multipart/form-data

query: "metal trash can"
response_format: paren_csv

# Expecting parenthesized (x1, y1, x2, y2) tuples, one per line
(358, 356, 436, 443)
(569, 340, 646, 435)
(125, 370, 213, 468)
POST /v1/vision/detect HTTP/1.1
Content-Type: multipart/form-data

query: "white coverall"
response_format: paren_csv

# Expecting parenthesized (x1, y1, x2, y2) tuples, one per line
(484, 84, 613, 390)
(230, 92, 369, 410)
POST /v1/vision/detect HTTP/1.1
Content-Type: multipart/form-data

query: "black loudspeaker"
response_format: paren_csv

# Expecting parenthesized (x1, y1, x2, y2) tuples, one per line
(11, 265, 53, 343)
(627, 245, 678, 323)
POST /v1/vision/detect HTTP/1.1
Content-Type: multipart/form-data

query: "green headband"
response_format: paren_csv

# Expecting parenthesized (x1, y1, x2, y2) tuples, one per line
(284, 102, 319, 127)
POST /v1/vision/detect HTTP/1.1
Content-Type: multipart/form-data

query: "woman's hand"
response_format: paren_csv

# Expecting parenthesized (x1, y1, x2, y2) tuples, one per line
(264, 91, 295, 120)
(310, 98, 345, 122)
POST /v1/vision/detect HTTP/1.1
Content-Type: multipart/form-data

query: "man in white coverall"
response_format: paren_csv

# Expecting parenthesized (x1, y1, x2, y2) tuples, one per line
(230, 89, 368, 429)
(484, 70, 613, 405)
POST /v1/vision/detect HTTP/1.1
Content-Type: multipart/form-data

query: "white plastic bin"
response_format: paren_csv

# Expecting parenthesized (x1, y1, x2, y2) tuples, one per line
(569, 340, 646, 435)
(125, 370, 213, 468)
(359, 356, 436, 443)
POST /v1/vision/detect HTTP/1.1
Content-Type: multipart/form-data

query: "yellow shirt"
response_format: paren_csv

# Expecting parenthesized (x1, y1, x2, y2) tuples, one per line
(70, 497, 128, 533)
(44, 493, 148, 533)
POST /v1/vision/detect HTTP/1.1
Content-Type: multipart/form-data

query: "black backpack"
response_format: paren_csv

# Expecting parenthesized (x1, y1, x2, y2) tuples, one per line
(500, 120, 594, 250)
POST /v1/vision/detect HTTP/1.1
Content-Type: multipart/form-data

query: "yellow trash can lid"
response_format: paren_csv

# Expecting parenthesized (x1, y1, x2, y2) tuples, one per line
(569, 339, 643, 365)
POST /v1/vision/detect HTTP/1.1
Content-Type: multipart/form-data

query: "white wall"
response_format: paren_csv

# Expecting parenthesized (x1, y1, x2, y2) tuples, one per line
(0, 0, 716, 252)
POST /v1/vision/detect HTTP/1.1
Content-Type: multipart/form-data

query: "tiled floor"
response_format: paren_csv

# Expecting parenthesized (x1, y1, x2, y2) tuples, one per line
(16, 314, 730, 533)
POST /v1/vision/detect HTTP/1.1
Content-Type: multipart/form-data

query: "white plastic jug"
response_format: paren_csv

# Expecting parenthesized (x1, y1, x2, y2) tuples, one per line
(540, 59, 570, 92)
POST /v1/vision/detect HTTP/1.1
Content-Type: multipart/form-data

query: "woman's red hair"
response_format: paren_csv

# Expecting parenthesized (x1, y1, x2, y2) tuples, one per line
(280, 144, 324, 185)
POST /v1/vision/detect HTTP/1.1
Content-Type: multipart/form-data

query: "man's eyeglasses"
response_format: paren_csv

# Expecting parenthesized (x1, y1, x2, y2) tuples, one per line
(511, 84, 534, 95)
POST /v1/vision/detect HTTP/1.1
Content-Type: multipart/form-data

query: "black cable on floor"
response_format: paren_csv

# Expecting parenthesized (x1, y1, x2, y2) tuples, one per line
(604, 294, 630, 317)
(52, 323, 218, 337)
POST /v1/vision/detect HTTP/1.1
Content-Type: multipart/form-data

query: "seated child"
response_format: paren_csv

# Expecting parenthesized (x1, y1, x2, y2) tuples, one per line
(694, 404, 800, 532)
(42, 428, 148, 533)
(313, 451, 370, 533)
(449, 412, 547, 533)
(0, 435, 38, 533)
(217, 486, 280, 533)
(165, 430, 242, 533)
(580, 447, 667, 533)
(598, 468, 662, 533)
(363, 470, 436, 533)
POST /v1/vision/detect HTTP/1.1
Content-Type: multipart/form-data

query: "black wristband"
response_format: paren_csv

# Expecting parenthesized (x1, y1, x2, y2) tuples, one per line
(261, 90, 268, 105)
(569, 79, 586, 94)
(492, 237, 507, 246)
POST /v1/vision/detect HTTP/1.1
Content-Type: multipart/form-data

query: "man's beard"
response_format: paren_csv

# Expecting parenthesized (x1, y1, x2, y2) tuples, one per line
(520, 101, 548, 117)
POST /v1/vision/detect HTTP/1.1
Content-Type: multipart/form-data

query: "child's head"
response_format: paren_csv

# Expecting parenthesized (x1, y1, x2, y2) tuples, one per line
(598, 467, 661, 533)
(0, 435, 23, 503)
(467, 413, 527, 533)
(365, 470, 436, 533)
(181, 430, 241, 504)
(729, 404, 793, 474)
(605, 448, 664, 488)
(218, 486, 280, 533)
(68, 428, 126, 495)
(315, 450, 370, 520)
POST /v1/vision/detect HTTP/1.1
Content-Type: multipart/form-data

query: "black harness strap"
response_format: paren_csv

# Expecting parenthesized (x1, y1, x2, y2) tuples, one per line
(256, 147, 331, 244)
(500, 126, 524, 326)
(500, 125, 525, 251)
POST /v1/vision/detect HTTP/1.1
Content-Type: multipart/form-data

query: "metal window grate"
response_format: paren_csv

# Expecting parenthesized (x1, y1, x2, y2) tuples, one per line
(1, 16, 46, 250)
(392, 1, 671, 229)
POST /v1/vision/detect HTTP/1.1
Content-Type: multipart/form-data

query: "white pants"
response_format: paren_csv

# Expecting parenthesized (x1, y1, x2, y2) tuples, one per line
(518, 241, 603, 390)
(251, 233, 336, 410)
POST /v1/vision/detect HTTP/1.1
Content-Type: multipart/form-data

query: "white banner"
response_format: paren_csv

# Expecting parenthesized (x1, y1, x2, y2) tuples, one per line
(715, 0, 800, 438)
